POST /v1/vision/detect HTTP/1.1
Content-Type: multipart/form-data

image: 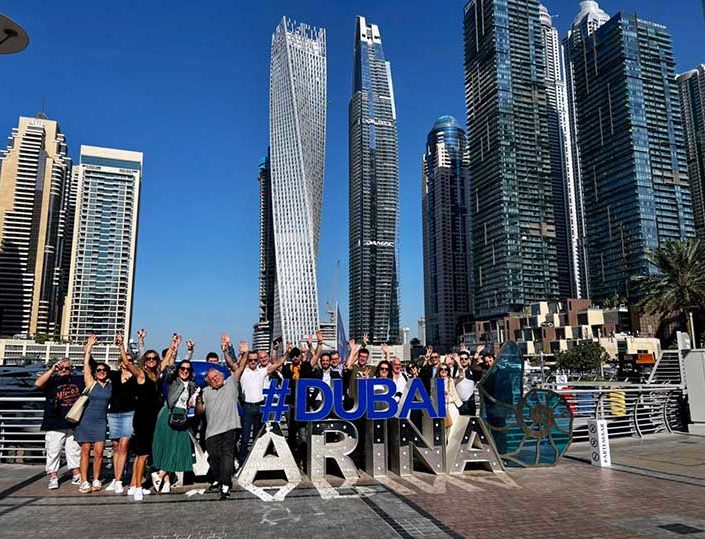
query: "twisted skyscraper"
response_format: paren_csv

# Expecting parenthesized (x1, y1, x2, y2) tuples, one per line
(269, 17, 326, 345)
(349, 16, 400, 344)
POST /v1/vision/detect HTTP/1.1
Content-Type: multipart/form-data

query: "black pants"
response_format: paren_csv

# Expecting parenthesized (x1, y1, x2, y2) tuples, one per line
(239, 403, 262, 463)
(205, 429, 237, 488)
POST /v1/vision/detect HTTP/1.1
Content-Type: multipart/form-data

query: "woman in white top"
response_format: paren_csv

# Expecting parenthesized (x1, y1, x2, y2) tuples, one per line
(436, 364, 462, 434)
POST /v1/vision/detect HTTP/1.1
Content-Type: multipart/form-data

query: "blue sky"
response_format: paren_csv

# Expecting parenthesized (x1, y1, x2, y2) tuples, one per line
(2, 1, 703, 353)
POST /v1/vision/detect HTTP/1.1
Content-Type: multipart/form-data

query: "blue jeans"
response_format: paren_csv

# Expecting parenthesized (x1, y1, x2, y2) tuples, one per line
(238, 403, 262, 463)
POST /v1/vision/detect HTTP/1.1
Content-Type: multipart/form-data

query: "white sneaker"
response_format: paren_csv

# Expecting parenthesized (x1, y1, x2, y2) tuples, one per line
(161, 482, 171, 494)
(48, 477, 59, 490)
(113, 480, 124, 494)
(151, 472, 162, 492)
(79, 481, 91, 494)
(134, 489, 143, 502)
(91, 479, 102, 492)
(71, 475, 82, 486)
(104, 479, 116, 491)
(140, 488, 151, 496)
(127, 486, 136, 496)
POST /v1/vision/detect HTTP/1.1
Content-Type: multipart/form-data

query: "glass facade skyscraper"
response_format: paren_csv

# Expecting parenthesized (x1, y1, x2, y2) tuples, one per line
(422, 116, 472, 350)
(464, 0, 559, 319)
(253, 151, 275, 351)
(566, 9, 694, 302)
(269, 17, 326, 345)
(0, 116, 73, 338)
(349, 16, 400, 344)
(563, 1, 610, 300)
(61, 145, 142, 342)
(539, 4, 581, 299)
(678, 65, 705, 240)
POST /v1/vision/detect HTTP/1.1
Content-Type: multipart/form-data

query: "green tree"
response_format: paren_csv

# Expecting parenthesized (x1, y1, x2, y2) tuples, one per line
(555, 342, 609, 374)
(633, 239, 705, 342)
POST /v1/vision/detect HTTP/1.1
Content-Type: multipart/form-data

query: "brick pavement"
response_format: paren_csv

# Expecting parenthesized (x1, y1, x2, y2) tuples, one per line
(2, 443, 705, 538)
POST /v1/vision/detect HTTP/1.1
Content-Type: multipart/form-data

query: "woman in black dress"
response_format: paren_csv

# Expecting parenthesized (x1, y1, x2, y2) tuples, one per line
(118, 340, 165, 501)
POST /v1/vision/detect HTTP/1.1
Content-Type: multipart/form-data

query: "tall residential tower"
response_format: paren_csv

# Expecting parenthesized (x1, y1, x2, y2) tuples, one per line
(269, 17, 326, 344)
(566, 7, 694, 301)
(0, 115, 73, 338)
(61, 145, 142, 342)
(422, 116, 472, 350)
(464, 0, 559, 319)
(539, 4, 581, 298)
(349, 16, 400, 344)
(678, 66, 705, 239)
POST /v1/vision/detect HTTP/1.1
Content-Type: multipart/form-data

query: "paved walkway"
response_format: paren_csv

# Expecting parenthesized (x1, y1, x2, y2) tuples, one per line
(2, 435, 705, 538)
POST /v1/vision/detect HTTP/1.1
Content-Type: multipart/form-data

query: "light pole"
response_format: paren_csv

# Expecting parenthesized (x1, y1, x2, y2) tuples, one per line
(0, 14, 29, 55)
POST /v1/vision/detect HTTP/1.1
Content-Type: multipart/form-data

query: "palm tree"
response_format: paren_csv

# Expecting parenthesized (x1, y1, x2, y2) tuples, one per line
(634, 239, 705, 344)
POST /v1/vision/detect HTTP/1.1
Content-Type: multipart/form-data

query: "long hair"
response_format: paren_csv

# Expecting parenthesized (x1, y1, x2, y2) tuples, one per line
(175, 360, 194, 381)
(140, 349, 160, 381)
(375, 360, 392, 379)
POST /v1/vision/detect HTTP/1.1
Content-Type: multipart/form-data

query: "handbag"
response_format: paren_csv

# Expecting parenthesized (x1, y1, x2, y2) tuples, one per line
(65, 382, 96, 425)
(168, 407, 189, 431)
(188, 432, 210, 476)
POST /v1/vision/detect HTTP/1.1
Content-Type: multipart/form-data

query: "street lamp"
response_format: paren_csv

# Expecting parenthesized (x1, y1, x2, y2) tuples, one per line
(0, 14, 29, 55)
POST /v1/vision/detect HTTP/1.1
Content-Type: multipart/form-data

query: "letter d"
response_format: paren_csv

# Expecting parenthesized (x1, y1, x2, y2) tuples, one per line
(295, 379, 332, 421)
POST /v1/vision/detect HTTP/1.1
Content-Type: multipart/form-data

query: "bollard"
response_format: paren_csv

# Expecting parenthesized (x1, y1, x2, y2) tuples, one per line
(587, 419, 611, 467)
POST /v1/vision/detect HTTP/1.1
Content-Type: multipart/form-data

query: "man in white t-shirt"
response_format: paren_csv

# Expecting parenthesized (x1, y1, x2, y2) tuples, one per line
(223, 338, 285, 465)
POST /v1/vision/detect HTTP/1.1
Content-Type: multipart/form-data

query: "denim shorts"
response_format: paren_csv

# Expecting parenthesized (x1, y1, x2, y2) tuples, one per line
(108, 411, 134, 439)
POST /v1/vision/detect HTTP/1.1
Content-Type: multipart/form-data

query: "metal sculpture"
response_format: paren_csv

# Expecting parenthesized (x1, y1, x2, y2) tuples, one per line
(478, 341, 573, 467)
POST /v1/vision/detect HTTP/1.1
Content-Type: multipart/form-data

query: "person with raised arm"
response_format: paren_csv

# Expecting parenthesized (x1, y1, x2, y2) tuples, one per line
(195, 354, 242, 500)
(35, 357, 83, 489)
(151, 334, 199, 493)
(104, 332, 138, 495)
(234, 336, 285, 465)
(75, 335, 112, 494)
(118, 334, 162, 501)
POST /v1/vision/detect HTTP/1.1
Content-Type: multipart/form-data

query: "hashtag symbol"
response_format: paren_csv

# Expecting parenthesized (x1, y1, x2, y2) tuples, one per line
(261, 378, 290, 422)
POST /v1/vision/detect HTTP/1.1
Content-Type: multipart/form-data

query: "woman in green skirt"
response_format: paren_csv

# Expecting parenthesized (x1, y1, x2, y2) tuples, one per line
(152, 358, 198, 492)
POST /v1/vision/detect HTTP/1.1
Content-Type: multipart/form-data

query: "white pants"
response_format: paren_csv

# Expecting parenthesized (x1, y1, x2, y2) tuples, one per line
(45, 429, 81, 474)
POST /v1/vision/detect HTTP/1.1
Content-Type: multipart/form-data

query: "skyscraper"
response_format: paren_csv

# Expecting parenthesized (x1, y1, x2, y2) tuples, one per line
(253, 151, 275, 351)
(566, 8, 694, 302)
(562, 1, 610, 300)
(464, 0, 559, 319)
(0, 115, 73, 337)
(539, 4, 581, 299)
(349, 16, 400, 344)
(61, 145, 142, 342)
(422, 116, 472, 350)
(678, 66, 705, 239)
(269, 17, 326, 345)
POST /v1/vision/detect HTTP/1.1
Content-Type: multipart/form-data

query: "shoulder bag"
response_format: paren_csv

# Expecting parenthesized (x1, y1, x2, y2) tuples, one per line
(65, 382, 96, 425)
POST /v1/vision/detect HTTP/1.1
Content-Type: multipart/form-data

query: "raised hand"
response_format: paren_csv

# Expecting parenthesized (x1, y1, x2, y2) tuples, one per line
(221, 333, 231, 352)
(362, 334, 369, 346)
(115, 332, 124, 347)
(86, 334, 98, 350)
(171, 334, 182, 349)
(381, 343, 390, 355)
(426, 345, 433, 355)
(306, 334, 313, 349)
(286, 341, 293, 354)
(316, 329, 323, 344)
(238, 341, 249, 355)
(187, 340, 195, 351)
(348, 338, 357, 352)
(137, 328, 147, 342)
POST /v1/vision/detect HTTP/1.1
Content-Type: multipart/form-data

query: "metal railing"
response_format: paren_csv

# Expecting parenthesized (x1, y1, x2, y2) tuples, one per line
(0, 384, 687, 462)
(0, 397, 46, 462)
(547, 382, 685, 443)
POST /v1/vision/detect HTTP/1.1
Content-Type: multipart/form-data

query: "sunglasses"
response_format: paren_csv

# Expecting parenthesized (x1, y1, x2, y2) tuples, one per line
(248, 358, 258, 363)
(379, 367, 389, 371)
(57, 366, 71, 370)
(95, 368, 108, 373)
(439, 368, 449, 372)
(179, 367, 192, 372)
(144, 356, 158, 361)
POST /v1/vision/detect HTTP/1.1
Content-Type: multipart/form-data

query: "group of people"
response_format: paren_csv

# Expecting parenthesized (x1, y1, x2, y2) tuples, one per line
(35, 330, 496, 501)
